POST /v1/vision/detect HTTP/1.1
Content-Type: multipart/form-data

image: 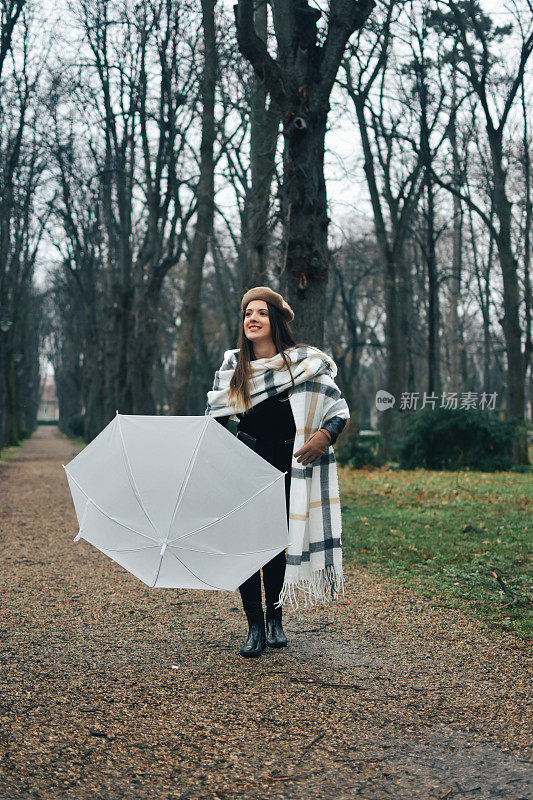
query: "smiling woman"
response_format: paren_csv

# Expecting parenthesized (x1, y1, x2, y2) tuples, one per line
(205, 286, 350, 659)
(244, 301, 272, 347)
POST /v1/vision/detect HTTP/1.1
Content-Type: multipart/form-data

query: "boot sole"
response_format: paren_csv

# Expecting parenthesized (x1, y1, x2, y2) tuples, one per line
(239, 647, 265, 658)
(266, 640, 288, 648)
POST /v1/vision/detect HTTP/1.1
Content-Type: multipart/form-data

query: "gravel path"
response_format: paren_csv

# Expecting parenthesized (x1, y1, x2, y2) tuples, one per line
(1, 426, 532, 800)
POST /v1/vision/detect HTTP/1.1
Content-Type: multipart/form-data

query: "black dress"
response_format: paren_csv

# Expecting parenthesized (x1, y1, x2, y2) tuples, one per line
(214, 388, 346, 616)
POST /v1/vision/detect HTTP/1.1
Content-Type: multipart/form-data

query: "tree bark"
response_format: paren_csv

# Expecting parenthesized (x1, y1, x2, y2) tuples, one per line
(280, 107, 329, 344)
(172, 0, 216, 414)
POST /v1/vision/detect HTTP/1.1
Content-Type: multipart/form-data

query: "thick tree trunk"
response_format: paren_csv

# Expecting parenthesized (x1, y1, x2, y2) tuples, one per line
(241, 0, 279, 289)
(172, 0, 216, 415)
(235, 0, 374, 346)
(129, 278, 164, 415)
(281, 110, 329, 346)
(245, 103, 279, 288)
(487, 129, 527, 462)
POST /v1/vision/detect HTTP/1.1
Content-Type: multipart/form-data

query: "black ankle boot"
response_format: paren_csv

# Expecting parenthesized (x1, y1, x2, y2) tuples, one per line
(239, 610, 266, 658)
(266, 609, 288, 648)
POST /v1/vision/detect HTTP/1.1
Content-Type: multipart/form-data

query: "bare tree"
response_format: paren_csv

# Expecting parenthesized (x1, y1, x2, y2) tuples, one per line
(240, 1, 280, 289)
(43, 276, 83, 434)
(0, 3, 45, 449)
(327, 232, 384, 429)
(430, 0, 533, 462)
(0, 0, 25, 81)
(47, 0, 201, 433)
(172, 0, 216, 414)
(519, 78, 532, 412)
(234, 0, 375, 345)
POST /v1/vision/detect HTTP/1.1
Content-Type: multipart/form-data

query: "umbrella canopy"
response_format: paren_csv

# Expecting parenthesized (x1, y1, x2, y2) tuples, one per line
(63, 414, 288, 590)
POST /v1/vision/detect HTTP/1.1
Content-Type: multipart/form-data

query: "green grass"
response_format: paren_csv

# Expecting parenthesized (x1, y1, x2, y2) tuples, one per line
(339, 466, 532, 640)
(0, 431, 35, 463)
(0, 442, 25, 463)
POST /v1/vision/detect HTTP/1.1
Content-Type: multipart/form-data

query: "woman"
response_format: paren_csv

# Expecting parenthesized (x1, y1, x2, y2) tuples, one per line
(205, 286, 350, 658)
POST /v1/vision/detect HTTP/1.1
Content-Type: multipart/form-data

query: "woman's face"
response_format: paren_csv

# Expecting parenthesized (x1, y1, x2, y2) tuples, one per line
(244, 300, 273, 344)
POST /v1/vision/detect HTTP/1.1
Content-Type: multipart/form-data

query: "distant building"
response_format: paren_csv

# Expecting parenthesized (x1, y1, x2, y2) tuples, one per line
(37, 375, 59, 423)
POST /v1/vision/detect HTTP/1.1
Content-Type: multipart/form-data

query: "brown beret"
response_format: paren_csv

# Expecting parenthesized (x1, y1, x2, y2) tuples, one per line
(241, 286, 294, 322)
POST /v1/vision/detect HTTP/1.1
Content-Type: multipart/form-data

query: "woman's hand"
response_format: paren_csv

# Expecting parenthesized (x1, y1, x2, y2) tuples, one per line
(293, 430, 331, 466)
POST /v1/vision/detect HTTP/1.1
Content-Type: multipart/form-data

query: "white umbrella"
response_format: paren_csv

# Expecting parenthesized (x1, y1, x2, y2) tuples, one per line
(63, 413, 288, 590)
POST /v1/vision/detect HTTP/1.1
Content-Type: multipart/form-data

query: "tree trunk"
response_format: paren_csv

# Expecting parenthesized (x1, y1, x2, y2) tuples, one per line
(129, 278, 164, 414)
(417, 37, 440, 397)
(4, 350, 19, 445)
(379, 254, 406, 459)
(521, 81, 532, 414)
(172, 0, 216, 415)
(281, 109, 329, 346)
(448, 64, 463, 391)
(425, 175, 440, 394)
(469, 203, 493, 394)
(350, 89, 415, 458)
(487, 128, 527, 462)
(235, 0, 375, 346)
(398, 248, 415, 392)
(442, 0, 532, 462)
(241, 0, 279, 289)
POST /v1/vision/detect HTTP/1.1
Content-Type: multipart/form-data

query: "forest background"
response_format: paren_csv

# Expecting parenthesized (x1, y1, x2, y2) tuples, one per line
(1, 0, 532, 463)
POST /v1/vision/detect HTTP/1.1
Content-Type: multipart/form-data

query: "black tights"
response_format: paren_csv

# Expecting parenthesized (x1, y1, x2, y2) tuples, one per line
(238, 548, 286, 616)
(238, 458, 291, 617)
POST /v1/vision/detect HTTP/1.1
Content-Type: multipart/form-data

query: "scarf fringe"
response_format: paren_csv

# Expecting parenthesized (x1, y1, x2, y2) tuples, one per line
(275, 565, 345, 611)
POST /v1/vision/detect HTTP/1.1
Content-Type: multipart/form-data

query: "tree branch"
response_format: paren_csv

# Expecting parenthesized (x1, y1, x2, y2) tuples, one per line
(428, 165, 500, 242)
(321, 0, 375, 91)
(233, 0, 285, 103)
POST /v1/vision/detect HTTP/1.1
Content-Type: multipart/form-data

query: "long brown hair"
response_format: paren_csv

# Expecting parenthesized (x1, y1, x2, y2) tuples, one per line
(228, 300, 307, 412)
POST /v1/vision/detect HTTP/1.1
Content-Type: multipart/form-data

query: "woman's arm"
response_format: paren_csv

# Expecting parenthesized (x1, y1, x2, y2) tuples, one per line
(295, 419, 347, 465)
(319, 416, 347, 446)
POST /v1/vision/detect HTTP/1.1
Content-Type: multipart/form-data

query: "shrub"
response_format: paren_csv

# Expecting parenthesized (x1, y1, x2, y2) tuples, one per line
(335, 434, 384, 468)
(397, 407, 516, 471)
(68, 413, 85, 438)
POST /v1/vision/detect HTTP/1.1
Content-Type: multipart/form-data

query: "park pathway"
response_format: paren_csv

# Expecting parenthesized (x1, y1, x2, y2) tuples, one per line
(1, 426, 532, 800)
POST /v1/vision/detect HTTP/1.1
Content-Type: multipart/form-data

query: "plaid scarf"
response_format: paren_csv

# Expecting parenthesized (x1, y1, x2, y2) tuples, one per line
(205, 345, 350, 609)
